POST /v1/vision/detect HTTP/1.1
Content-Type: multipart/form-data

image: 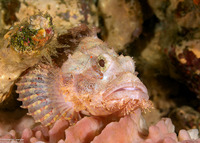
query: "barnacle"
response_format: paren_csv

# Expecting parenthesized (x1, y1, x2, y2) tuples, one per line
(5, 13, 53, 54)
(10, 26, 38, 52)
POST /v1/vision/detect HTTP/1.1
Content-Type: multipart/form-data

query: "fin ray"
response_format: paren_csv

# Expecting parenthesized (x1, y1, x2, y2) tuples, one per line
(17, 63, 81, 126)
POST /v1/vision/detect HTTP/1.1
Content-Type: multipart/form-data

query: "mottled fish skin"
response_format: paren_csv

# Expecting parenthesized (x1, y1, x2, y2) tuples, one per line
(16, 35, 152, 126)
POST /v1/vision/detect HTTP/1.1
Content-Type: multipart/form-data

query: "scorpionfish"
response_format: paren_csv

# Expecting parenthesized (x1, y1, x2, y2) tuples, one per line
(16, 33, 152, 126)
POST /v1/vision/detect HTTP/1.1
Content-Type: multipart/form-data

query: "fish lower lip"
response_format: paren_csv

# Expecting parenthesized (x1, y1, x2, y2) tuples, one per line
(112, 87, 139, 93)
(112, 82, 148, 94)
(103, 82, 149, 101)
(109, 86, 148, 102)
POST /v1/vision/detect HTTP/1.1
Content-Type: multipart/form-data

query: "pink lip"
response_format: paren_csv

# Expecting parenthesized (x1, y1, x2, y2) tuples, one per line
(112, 84, 147, 94)
(103, 81, 148, 101)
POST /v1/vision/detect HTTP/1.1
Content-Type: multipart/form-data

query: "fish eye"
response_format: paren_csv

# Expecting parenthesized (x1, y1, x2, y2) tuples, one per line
(98, 59, 105, 67)
(97, 56, 108, 71)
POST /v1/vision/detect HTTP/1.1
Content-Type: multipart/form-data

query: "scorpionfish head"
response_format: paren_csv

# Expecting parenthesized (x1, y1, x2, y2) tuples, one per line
(61, 36, 152, 117)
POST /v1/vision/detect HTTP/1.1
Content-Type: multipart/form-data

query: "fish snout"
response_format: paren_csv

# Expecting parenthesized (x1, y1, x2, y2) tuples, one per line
(102, 72, 151, 116)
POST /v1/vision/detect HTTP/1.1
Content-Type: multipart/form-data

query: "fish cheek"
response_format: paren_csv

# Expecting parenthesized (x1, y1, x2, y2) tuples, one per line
(62, 74, 73, 84)
(74, 75, 96, 95)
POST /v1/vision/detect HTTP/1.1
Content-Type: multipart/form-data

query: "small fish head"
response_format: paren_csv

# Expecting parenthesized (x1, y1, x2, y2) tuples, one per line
(61, 37, 151, 117)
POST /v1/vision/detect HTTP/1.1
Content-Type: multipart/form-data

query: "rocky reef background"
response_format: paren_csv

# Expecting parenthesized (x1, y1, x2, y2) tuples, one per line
(0, 0, 200, 142)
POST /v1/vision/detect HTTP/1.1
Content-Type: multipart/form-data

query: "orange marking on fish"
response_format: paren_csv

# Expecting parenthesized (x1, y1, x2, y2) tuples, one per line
(28, 100, 42, 108)
(32, 109, 42, 115)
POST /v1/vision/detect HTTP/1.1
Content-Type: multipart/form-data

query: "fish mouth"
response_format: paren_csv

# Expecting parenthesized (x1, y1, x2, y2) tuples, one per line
(102, 73, 150, 115)
(113, 84, 147, 96)
(103, 81, 148, 101)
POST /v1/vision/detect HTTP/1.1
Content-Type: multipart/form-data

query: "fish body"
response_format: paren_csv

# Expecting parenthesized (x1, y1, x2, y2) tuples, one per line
(17, 35, 152, 126)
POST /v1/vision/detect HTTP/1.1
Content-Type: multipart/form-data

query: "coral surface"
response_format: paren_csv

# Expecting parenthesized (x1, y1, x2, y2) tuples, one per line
(98, 0, 143, 51)
(1, 109, 200, 143)
(0, 0, 97, 34)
